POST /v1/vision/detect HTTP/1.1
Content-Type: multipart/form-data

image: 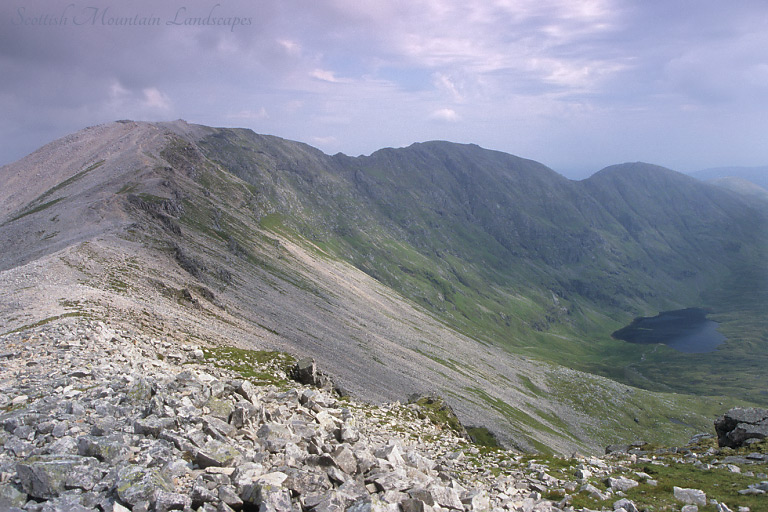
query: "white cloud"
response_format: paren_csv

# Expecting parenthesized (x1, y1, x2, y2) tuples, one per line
(429, 108, 460, 122)
(142, 88, 170, 110)
(310, 69, 343, 83)
(278, 39, 301, 56)
(109, 81, 131, 101)
(433, 73, 464, 102)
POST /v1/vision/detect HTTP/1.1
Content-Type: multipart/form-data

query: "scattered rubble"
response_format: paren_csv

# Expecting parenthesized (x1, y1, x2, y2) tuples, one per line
(0, 318, 766, 512)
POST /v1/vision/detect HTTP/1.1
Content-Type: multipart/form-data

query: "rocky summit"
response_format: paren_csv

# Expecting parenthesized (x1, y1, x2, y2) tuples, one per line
(1, 318, 767, 512)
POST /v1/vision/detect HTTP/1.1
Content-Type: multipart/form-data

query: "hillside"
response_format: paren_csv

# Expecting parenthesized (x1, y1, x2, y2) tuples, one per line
(1, 120, 766, 453)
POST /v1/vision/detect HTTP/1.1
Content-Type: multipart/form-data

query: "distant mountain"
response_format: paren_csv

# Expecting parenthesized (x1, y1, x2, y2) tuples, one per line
(709, 176, 768, 202)
(691, 166, 768, 190)
(2, 120, 766, 452)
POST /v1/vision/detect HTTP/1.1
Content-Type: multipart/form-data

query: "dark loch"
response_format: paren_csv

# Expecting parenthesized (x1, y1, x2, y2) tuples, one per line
(612, 308, 725, 353)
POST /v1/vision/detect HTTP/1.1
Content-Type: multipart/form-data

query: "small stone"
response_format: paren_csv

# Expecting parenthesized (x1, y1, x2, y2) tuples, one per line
(11, 395, 28, 406)
(614, 498, 639, 512)
(256, 472, 289, 487)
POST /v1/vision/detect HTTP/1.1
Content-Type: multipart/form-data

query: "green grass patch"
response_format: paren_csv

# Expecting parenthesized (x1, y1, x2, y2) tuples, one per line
(411, 348, 474, 378)
(117, 182, 139, 194)
(410, 395, 467, 437)
(465, 386, 561, 452)
(624, 458, 768, 511)
(1, 313, 86, 336)
(8, 197, 65, 223)
(202, 346, 296, 387)
(33, 160, 104, 204)
(6, 160, 106, 225)
(466, 426, 503, 449)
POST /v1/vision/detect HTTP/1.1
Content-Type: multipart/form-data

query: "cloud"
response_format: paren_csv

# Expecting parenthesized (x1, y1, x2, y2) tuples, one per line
(429, 108, 460, 122)
(433, 73, 464, 102)
(278, 39, 301, 56)
(310, 69, 343, 83)
(142, 88, 170, 110)
(1, 0, 768, 176)
(227, 108, 269, 120)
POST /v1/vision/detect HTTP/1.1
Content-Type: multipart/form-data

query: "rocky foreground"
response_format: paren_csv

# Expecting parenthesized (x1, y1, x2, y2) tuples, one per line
(0, 318, 766, 512)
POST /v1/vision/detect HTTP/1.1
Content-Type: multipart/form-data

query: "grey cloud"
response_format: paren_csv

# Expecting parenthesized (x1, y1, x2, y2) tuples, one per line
(1, 0, 768, 176)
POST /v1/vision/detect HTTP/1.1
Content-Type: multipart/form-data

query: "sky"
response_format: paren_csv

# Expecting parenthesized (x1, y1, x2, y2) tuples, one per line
(2, 1, 768, 178)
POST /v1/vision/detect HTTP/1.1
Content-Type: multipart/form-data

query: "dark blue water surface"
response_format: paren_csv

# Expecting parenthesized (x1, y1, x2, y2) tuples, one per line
(612, 308, 726, 353)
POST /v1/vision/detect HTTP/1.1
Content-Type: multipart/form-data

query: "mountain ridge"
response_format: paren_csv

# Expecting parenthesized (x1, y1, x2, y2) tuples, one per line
(2, 120, 766, 453)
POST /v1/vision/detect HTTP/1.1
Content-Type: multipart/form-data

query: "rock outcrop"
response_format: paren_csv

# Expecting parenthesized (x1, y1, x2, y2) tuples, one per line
(715, 408, 768, 448)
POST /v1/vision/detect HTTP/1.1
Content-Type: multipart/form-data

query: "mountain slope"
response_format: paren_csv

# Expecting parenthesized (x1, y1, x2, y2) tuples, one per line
(1, 120, 765, 453)
(191, 128, 768, 401)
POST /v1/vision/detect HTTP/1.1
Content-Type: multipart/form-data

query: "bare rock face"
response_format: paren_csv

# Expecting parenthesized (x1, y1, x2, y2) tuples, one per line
(290, 358, 338, 394)
(714, 408, 768, 448)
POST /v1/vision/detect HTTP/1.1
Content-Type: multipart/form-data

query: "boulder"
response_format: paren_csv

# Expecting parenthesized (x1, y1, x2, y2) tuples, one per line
(673, 486, 707, 507)
(241, 483, 292, 512)
(133, 416, 175, 438)
(291, 358, 318, 386)
(606, 476, 639, 492)
(16, 454, 99, 499)
(290, 358, 337, 391)
(77, 434, 130, 463)
(115, 465, 175, 507)
(155, 491, 192, 512)
(714, 408, 768, 448)
(429, 485, 463, 510)
(0, 482, 27, 509)
(195, 439, 243, 468)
